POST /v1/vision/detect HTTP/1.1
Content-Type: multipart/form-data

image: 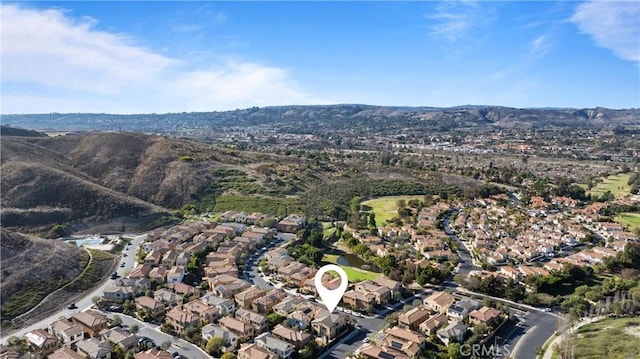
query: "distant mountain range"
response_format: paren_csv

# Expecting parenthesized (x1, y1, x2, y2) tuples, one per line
(2, 105, 639, 134)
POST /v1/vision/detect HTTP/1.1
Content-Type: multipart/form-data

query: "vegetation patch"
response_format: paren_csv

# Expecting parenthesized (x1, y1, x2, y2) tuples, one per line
(569, 317, 640, 359)
(321, 254, 379, 282)
(616, 212, 640, 232)
(589, 173, 632, 199)
(64, 249, 116, 293)
(212, 195, 302, 217)
(361, 195, 424, 227)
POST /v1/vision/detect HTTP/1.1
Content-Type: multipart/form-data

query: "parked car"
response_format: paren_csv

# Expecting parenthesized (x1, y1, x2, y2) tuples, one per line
(120, 262, 125, 267)
(67, 303, 77, 310)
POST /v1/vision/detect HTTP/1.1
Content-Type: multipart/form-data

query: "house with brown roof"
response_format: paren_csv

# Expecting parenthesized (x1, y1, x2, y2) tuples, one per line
(276, 214, 306, 233)
(469, 306, 502, 327)
(48, 347, 83, 359)
(48, 319, 83, 346)
(380, 327, 426, 358)
(359, 344, 410, 359)
(270, 324, 312, 351)
(144, 250, 162, 266)
(252, 289, 286, 314)
(169, 282, 200, 302)
(148, 267, 167, 284)
(134, 297, 165, 320)
(311, 313, 348, 344)
(342, 290, 376, 312)
(102, 328, 138, 352)
(129, 263, 153, 279)
(398, 306, 430, 331)
(134, 349, 173, 359)
(166, 308, 199, 333)
(237, 343, 278, 359)
(153, 288, 183, 309)
(219, 317, 255, 343)
(418, 312, 448, 335)
(70, 310, 108, 337)
(355, 281, 391, 304)
(183, 300, 218, 324)
(75, 338, 110, 359)
(235, 287, 267, 309)
(372, 277, 402, 301)
(25, 329, 59, 358)
(423, 291, 455, 314)
(236, 308, 268, 334)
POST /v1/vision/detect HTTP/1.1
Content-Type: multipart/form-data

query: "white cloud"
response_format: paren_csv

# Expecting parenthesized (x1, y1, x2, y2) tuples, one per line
(0, 4, 321, 114)
(427, 1, 493, 42)
(529, 35, 550, 59)
(570, 0, 640, 63)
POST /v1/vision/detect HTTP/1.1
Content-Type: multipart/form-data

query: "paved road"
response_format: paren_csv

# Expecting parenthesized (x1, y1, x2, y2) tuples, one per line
(100, 310, 209, 359)
(442, 212, 477, 276)
(0, 233, 147, 343)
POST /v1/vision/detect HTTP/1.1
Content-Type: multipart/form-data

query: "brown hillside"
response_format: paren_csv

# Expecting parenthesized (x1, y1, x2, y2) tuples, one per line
(0, 229, 88, 322)
(0, 132, 313, 233)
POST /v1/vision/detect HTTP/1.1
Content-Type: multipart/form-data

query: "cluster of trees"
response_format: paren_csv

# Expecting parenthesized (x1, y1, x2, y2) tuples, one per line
(301, 177, 462, 221)
(459, 275, 526, 302)
(628, 172, 640, 194)
(530, 264, 594, 295)
(289, 226, 330, 267)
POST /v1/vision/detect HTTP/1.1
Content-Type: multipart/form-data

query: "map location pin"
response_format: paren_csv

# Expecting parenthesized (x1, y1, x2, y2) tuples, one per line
(314, 264, 348, 314)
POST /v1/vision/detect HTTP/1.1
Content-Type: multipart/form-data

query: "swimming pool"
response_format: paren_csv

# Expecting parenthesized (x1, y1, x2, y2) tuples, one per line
(67, 237, 103, 246)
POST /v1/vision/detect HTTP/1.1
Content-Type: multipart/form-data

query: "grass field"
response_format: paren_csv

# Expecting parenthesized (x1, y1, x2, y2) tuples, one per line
(361, 195, 424, 227)
(589, 173, 632, 199)
(569, 317, 640, 359)
(616, 213, 640, 232)
(322, 254, 380, 282)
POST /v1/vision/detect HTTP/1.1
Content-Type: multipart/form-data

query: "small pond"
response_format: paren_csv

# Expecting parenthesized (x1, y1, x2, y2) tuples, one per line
(337, 253, 382, 272)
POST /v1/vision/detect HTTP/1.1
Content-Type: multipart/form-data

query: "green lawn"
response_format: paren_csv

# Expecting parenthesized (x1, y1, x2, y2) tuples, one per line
(361, 195, 424, 227)
(321, 254, 380, 282)
(589, 173, 632, 199)
(570, 317, 640, 359)
(616, 213, 640, 232)
(323, 227, 337, 240)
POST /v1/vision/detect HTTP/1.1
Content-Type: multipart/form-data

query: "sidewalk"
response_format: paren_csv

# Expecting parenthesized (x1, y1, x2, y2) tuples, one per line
(541, 315, 606, 359)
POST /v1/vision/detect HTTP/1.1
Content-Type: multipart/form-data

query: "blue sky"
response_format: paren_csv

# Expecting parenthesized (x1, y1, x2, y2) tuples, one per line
(1, 1, 639, 114)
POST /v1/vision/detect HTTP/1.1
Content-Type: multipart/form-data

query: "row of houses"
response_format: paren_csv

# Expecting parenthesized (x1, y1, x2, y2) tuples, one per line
(7, 309, 175, 359)
(358, 291, 504, 359)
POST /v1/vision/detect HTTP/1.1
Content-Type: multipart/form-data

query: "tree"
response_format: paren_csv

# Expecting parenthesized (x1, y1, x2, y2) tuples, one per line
(369, 213, 377, 228)
(111, 315, 122, 327)
(161, 340, 172, 350)
(220, 354, 236, 359)
(129, 324, 139, 334)
(396, 199, 406, 209)
(268, 313, 286, 329)
(206, 337, 224, 356)
(447, 342, 462, 359)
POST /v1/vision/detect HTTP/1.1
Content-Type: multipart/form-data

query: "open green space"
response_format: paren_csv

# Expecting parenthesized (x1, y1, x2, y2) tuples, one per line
(589, 173, 632, 199)
(361, 195, 424, 227)
(616, 212, 640, 232)
(569, 317, 640, 359)
(212, 195, 301, 217)
(321, 253, 380, 282)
